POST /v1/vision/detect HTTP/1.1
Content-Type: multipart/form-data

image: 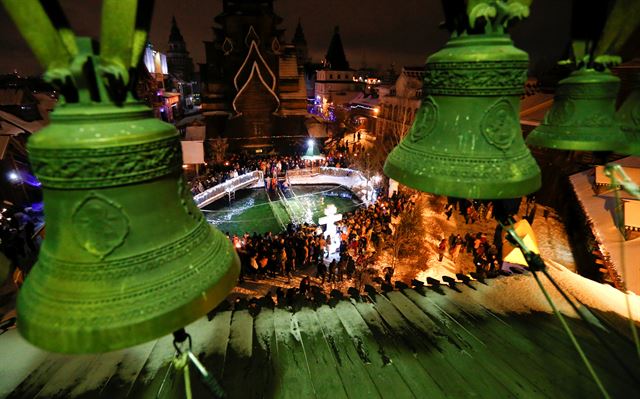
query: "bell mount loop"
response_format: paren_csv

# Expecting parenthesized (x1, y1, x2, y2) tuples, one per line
(172, 328, 193, 355)
(1, 0, 75, 101)
(98, 0, 156, 104)
(440, 0, 531, 37)
(2, 0, 154, 105)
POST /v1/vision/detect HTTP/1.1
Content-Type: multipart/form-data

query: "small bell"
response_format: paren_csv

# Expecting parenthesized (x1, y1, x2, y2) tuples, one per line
(617, 73, 640, 155)
(384, 34, 541, 199)
(526, 68, 626, 151)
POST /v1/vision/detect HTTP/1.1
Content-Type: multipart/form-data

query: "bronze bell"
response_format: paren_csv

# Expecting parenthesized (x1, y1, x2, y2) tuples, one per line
(383, 33, 541, 199)
(5, 1, 239, 353)
(20, 101, 240, 354)
(617, 72, 640, 155)
(526, 67, 626, 151)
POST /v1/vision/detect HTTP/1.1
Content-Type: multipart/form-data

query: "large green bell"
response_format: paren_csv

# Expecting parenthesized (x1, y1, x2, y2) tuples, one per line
(617, 73, 640, 155)
(3, 0, 240, 353)
(526, 68, 626, 151)
(19, 102, 240, 354)
(384, 34, 541, 199)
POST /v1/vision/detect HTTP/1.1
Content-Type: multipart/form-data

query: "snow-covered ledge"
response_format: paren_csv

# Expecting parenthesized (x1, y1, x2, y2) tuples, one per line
(196, 167, 375, 206)
(245, 166, 374, 204)
(285, 167, 373, 204)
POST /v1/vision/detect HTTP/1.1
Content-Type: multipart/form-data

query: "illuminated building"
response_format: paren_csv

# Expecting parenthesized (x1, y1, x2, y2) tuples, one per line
(374, 66, 423, 139)
(314, 26, 359, 109)
(199, 0, 309, 153)
(141, 43, 182, 123)
(166, 16, 199, 111)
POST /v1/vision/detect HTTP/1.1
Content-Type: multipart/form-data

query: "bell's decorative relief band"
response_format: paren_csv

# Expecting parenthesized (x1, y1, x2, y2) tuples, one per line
(631, 103, 640, 126)
(178, 176, 201, 221)
(409, 96, 438, 143)
(424, 61, 528, 96)
(556, 83, 619, 99)
(29, 136, 182, 189)
(20, 243, 228, 326)
(546, 99, 575, 126)
(72, 193, 129, 259)
(481, 98, 518, 151)
(35, 217, 211, 281)
(395, 144, 539, 179)
(583, 113, 616, 127)
(22, 235, 229, 325)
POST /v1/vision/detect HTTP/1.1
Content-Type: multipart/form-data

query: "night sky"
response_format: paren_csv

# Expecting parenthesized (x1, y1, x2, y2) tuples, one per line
(0, 0, 573, 76)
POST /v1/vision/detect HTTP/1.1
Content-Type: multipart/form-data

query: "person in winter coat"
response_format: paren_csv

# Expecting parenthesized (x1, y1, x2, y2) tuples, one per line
(438, 239, 447, 262)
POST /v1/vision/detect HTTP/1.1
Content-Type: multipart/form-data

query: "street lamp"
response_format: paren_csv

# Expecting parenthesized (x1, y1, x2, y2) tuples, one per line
(7, 171, 20, 183)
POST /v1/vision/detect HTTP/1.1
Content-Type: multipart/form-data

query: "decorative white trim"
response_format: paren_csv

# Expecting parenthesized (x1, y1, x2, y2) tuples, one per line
(244, 25, 260, 47)
(271, 37, 281, 53)
(222, 37, 234, 55)
(233, 40, 277, 91)
(232, 62, 281, 114)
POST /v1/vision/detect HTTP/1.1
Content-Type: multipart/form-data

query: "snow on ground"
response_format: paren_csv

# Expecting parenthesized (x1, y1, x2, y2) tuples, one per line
(230, 191, 579, 306)
(570, 169, 640, 294)
(0, 331, 48, 397)
(2, 176, 637, 397)
(546, 259, 640, 322)
(530, 206, 576, 270)
(416, 193, 575, 283)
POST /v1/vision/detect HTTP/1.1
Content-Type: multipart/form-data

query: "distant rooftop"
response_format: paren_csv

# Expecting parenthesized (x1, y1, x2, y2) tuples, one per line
(323, 26, 350, 71)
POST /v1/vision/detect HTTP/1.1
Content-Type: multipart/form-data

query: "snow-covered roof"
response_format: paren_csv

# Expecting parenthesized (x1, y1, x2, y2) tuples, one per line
(348, 93, 379, 107)
(570, 164, 640, 293)
(2, 267, 638, 398)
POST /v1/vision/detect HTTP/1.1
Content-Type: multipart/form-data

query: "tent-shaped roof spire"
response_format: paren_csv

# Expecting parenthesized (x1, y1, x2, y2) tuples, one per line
(169, 15, 184, 43)
(293, 18, 307, 46)
(324, 25, 350, 70)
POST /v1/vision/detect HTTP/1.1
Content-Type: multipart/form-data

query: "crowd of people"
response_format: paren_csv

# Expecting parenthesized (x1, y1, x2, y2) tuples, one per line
(438, 231, 501, 274)
(444, 199, 494, 224)
(0, 206, 42, 288)
(231, 191, 415, 294)
(439, 195, 543, 274)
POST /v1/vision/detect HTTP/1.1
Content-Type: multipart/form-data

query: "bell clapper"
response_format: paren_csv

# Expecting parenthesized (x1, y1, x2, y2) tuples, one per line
(172, 328, 226, 399)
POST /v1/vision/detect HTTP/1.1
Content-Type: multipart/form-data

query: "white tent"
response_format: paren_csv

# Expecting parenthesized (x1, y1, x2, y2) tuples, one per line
(502, 219, 540, 267)
(180, 140, 205, 164)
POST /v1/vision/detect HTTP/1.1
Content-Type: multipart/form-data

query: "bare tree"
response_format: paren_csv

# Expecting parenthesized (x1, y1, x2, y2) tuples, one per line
(389, 193, 426, 270)
(206, 137, 229, 165)
(380, 98, 416, 157)
(353, 98, 417, 177)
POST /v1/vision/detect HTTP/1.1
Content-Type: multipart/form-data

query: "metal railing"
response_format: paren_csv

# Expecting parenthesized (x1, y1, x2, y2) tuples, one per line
(193, 171, 263, 208)
(285, 166, 365, 180)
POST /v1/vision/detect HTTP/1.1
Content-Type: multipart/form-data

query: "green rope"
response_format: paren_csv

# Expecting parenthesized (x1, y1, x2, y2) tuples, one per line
(541, 269, 640, 384)
(532, 271, 611, 399)
(173, 352, 192, 399)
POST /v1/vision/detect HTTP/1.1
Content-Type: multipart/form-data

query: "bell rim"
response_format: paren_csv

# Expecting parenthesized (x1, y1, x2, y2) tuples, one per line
(443, 33, 515, 47)
(16, 227, 240, 354)
(526, 127, 628, 152)
(383, 150, 541, 200)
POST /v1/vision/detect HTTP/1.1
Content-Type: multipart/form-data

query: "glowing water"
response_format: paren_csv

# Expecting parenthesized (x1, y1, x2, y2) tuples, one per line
(202, 185, 360, 235)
